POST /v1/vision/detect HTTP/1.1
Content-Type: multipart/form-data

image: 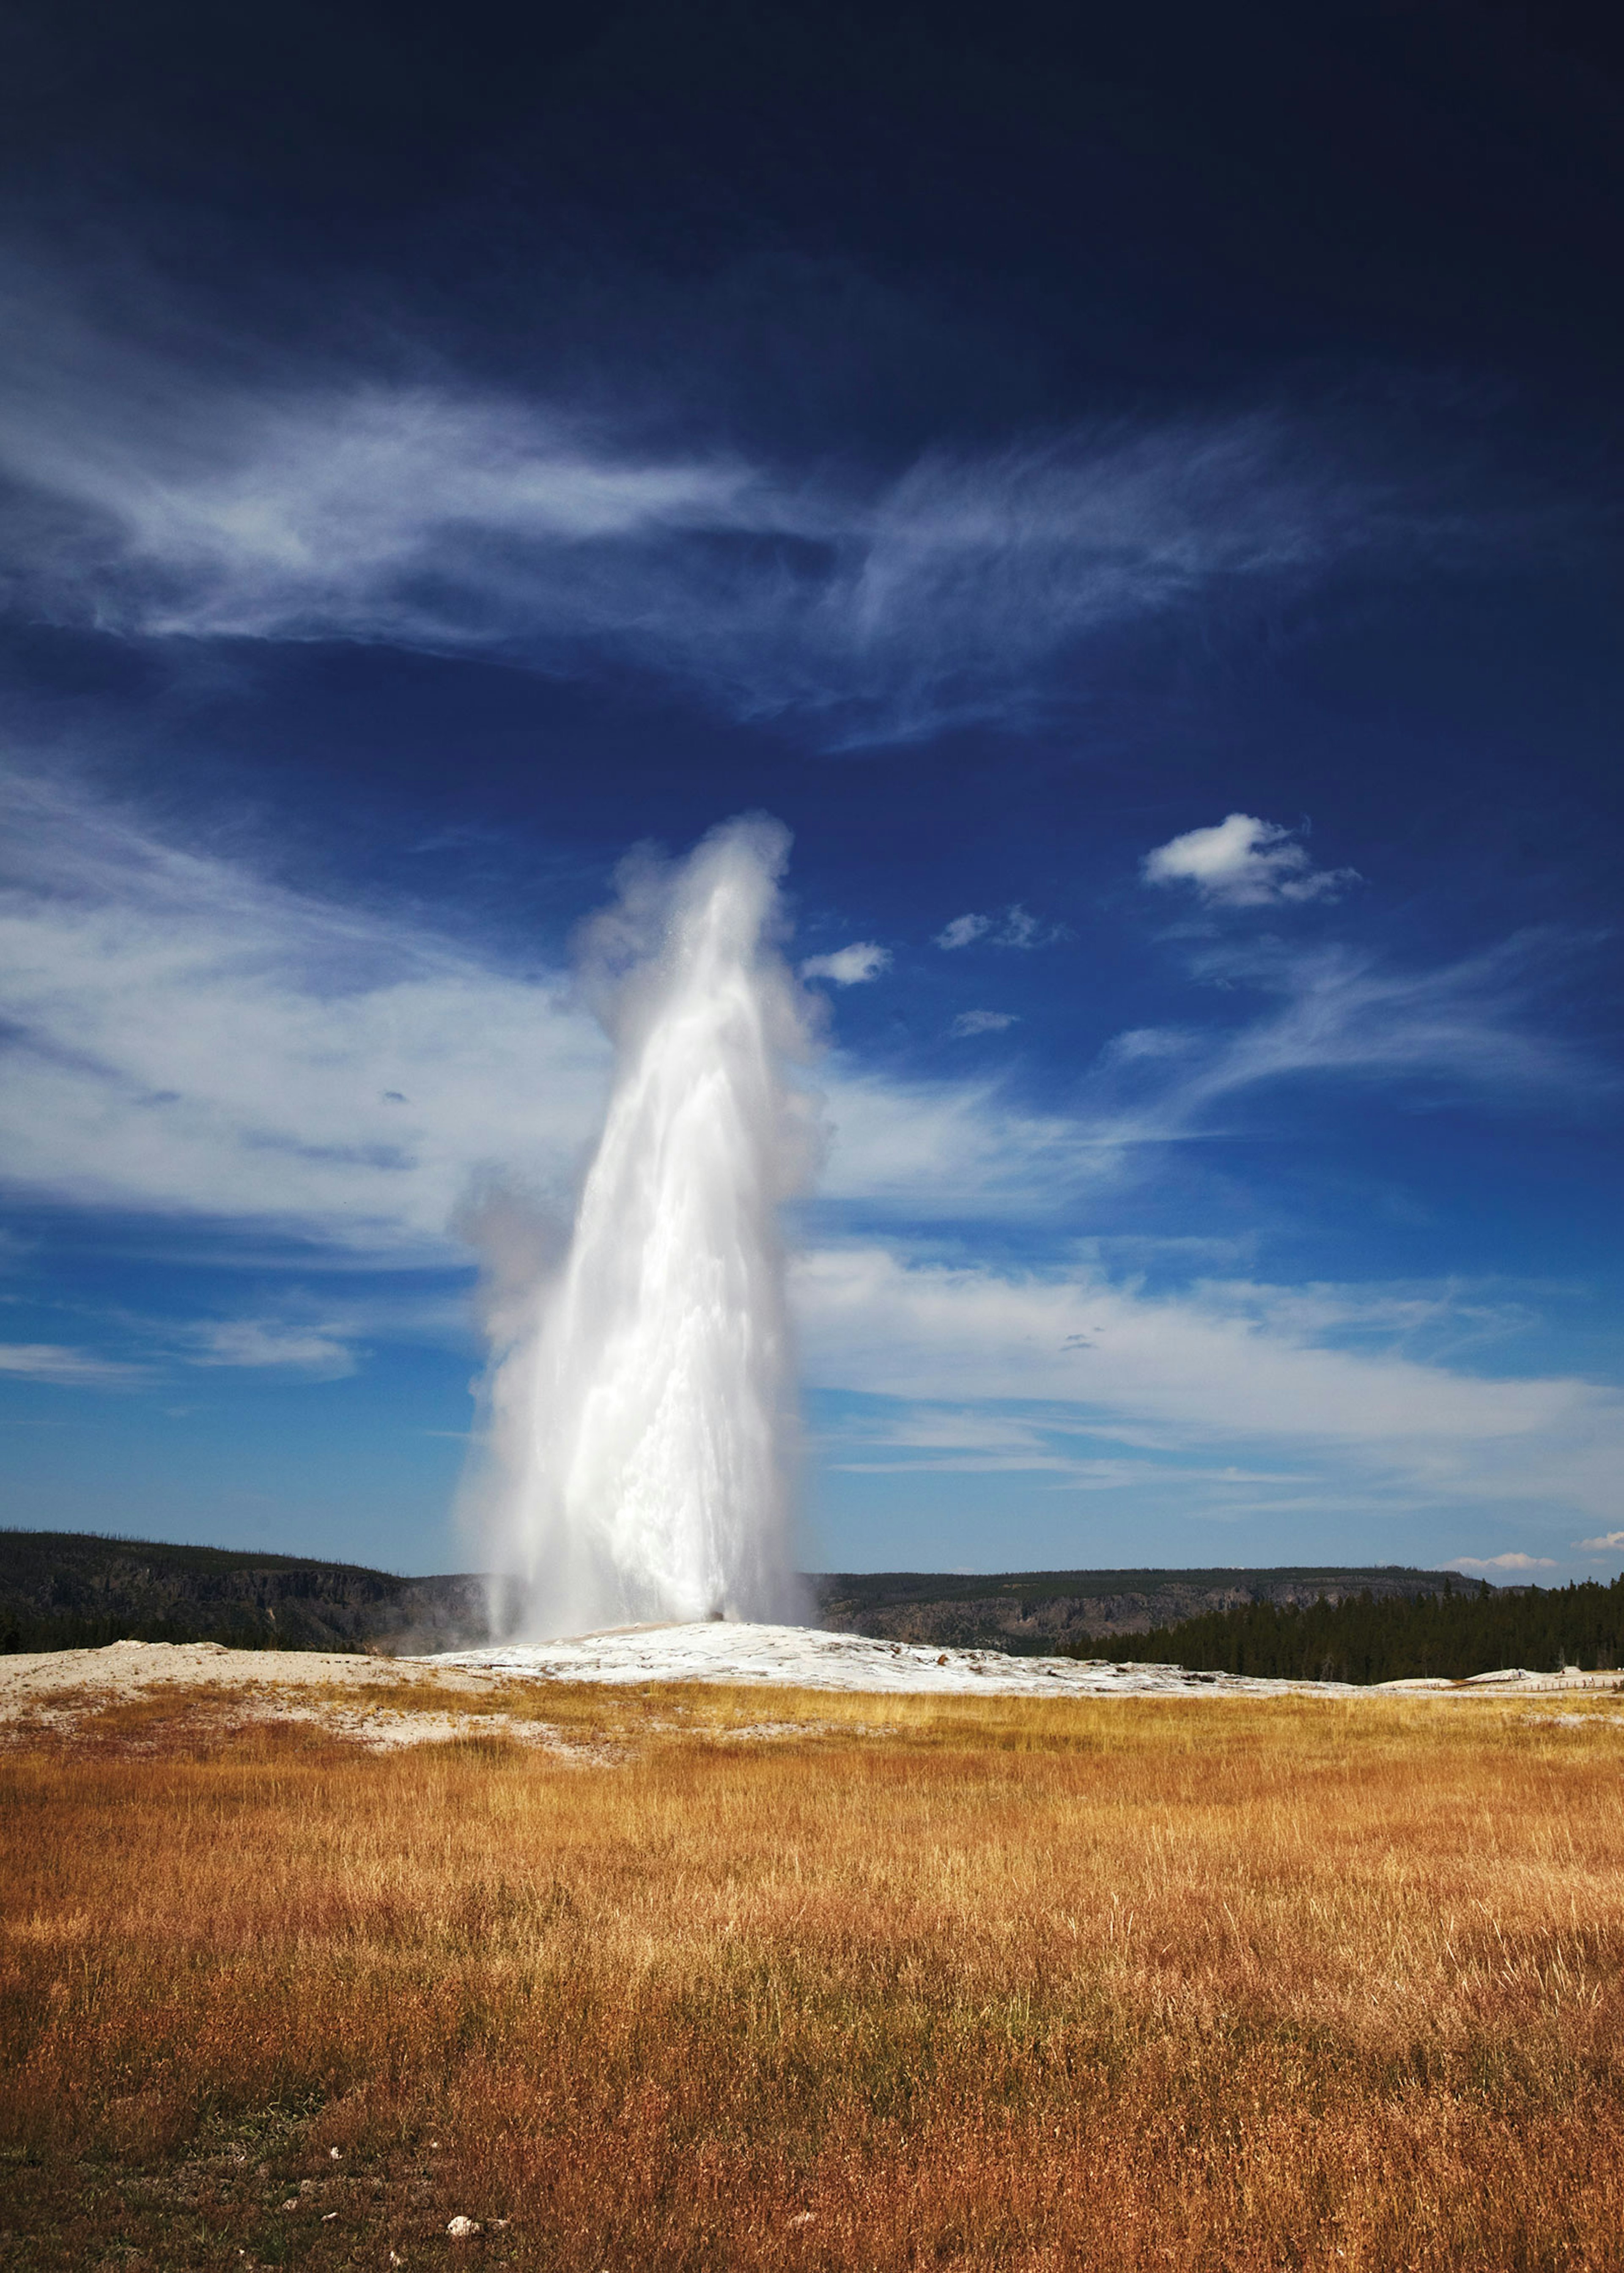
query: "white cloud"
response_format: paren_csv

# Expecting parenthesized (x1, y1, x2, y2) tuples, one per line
(935, 906, 1057, 950)
(935, 914, 992, 950)
(801, 942, 891, 986)
(0, 772, 1594, 1270)
(791, 1246, 1624, 1527)
(1092, 934, 1596, 1139)
(1447, 1553, 1559, 1571)
(950, 1010, 1020, 1037)
(182, 1320, 359, 1375)
(0, 772, 1616, 1543)
(0, 769, 1122, 1250)
(0, 284, 1409, 742)
(0, 1342, 145, 1386)
(1143, 813, 1359, 906)
(1575, 1531, 1624, 1552)
(815, 1062, 1107, 1217)
(817, 1402, 1309, 1485)
(1103, 1027, 1197, 1064)
(0, 769, 610, 1254)
(997, 905, 1046, 947)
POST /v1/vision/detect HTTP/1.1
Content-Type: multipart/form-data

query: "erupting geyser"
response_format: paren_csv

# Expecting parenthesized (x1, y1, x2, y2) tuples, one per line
(482, 817, 817, 1637)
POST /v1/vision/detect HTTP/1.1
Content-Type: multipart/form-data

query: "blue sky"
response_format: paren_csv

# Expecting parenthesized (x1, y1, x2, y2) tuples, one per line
(1, 0, 1621, 1580)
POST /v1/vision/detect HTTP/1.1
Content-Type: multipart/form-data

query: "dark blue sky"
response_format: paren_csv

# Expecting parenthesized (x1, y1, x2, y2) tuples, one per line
(1, 0, 1620, 1577)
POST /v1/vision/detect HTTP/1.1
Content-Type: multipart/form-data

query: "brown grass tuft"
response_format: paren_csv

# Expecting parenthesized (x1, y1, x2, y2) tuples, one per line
(3, 1686, 1623, 2267)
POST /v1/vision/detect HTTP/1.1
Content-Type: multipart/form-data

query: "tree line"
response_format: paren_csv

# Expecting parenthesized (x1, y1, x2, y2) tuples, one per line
(1062, 1575, 1624, 1683)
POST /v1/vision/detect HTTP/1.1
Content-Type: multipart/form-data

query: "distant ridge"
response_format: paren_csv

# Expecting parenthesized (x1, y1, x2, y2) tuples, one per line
(813, 1566, 1464, 1652)
(0, 1529, 490, 1655)
(0, 1531, 1481, 1661)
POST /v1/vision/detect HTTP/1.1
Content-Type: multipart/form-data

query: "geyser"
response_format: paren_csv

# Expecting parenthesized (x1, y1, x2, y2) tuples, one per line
(482, 817, 817, 1638)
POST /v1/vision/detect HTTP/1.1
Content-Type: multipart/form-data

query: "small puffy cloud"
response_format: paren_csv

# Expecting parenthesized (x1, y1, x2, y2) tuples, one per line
(936, 914, 992, 950)
(1448, 1552, 1559, 1571)
(935, 906, 1058, 950)
(1143, 813, 1359, 907)
(801, 942, 891, 986)
(1575, 1531, 1624, 1552)
(0, 1342, 144, 1386)
(951, 1010, 1020, 1037)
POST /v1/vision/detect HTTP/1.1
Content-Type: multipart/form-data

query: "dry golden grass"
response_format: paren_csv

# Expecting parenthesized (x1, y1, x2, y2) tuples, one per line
(4, 1683, 1624, 2270)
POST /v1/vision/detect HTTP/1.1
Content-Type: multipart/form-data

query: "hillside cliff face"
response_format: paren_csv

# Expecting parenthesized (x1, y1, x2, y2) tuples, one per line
(0, 1532, 493, 1654)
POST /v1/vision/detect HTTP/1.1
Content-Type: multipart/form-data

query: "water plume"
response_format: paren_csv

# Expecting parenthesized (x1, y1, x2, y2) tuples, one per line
(477, 817, 817, 1638)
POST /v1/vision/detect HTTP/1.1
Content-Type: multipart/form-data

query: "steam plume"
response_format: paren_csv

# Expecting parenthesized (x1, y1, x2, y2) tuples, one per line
(477, 817, 817, 1636)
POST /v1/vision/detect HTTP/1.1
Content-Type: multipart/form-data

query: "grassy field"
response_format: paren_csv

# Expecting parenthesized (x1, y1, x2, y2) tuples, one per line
(3, 1680, 1624, 2270)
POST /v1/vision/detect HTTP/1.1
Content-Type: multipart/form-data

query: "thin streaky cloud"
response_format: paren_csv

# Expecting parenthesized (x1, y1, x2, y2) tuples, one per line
(3, 778, 1617, 1541)
(182, 1320, 359, 1375)
(0, 766, 611, 1252)
(1091, 932, 1604, 1146)
(0, 285, 1435, 742)
(0, 1342, 146, 1386)
(1448, 1552, 1559, 1570)
(793, 1246, 1624, 1528)
(0, 773, 1600, 1260)
(0, 767, 1106, 1244)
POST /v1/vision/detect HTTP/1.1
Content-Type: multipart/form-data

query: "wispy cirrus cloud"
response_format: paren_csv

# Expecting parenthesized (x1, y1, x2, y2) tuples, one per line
(817, 1400, 1311, 1487)
(0, 1317, 362, 1387)
(181, 1319, 360, 1375)
(793, 1246, 1624, 1531)
(0, 770, 1601, 1258)
(0, 766, 1114, 1248)
(0, 280, 1424, 743)
(0, 767, 611, 1253)
(793, 1246, 1586, 1444)
(0, 1341, 146, 1386)
(1, 771, 1616, 1544)
(1092, 931, 1602, 1141)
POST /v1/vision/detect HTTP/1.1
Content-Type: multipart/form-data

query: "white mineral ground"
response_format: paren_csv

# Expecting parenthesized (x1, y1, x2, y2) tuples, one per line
(2, 1623, 1620, 1750)
(428, 1622, 1624, 1696)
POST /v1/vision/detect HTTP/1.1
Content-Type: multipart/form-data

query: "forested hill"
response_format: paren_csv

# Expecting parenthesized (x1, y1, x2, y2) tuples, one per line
(4, 1536, 1463, 1656)
(0, 1530, 491, 1655)
(814, 1565, 1458, 1650)
(1069, 1578, 1624, 1684)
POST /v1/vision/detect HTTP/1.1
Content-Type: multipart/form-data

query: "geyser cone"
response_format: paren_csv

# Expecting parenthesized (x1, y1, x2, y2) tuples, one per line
(486, 817, 817, 1637)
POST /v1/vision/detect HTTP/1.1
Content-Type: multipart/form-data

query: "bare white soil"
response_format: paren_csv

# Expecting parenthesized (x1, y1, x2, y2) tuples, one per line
(0, 1636, 560, 1751)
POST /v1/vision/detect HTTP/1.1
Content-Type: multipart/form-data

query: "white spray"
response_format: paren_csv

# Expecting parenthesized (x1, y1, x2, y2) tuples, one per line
(478, 816, 817, 1637)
